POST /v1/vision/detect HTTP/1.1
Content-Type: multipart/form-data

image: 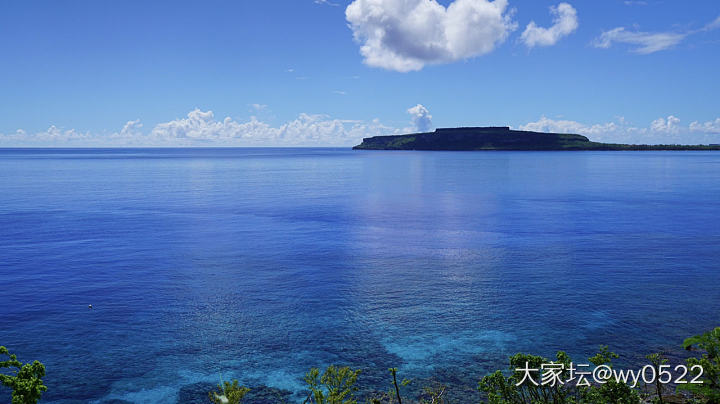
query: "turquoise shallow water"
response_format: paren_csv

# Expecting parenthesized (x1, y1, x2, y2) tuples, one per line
(1, 148, 719, 403)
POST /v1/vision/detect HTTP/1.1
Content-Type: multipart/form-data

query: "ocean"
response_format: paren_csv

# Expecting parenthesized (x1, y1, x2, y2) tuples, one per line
(1, 148, 719, 403)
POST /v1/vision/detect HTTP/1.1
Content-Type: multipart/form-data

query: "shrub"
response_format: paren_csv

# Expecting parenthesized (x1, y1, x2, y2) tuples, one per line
(478, 351, 575, 403)
(0, 346, 47, 404)
(303, 365, 361, 404)
(679, 327, 720, 403)
(208, 379, 250, 404)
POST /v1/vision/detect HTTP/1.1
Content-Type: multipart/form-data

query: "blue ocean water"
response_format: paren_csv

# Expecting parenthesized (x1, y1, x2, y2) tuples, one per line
(1, 148, 719, 403)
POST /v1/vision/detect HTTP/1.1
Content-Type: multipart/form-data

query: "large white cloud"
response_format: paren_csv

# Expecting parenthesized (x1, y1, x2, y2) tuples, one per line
(345, 0, 516, 72)
(520, 3, 578, 48)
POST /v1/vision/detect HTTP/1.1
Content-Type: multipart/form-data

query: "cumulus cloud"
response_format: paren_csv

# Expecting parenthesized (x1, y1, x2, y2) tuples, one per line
(5, 109, 720, 147)
(345, 0, 516, 72)
(518, 116, 621, 138)
(649, 115, 681, 133)
(518, 115, 720, 144)
(147, 109, 401, 146)
(0, 109, 402, 147)
(689, 118, 720, 134)
(407, 104, 433, 132)
(520, 3, 578, 48)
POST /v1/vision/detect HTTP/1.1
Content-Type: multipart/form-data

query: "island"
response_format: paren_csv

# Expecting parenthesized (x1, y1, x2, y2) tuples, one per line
(352, 126, 720, 151)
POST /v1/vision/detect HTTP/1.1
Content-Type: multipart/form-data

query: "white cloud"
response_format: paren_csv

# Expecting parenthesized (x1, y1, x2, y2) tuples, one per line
(518, 115, 720, 144)
(407, 104, 433, 132)
(147, 109, 399, 146)
(250, 103, 268, 111)
(650, 115, 681, 133)
(690, 118, 720, 134)
(345, 0, 516, 72)
(4, 110, 720, 147)
(315, 0, 339, 6)
(593, 28, 686, 54)
(593, 15, 720, 54)
(110, 119, 144, 141)
(520, 3, 578, 48)
(702, 16, 720, 32)
(518, 116, 620, 137)
(0, 126, 92, 144)
(0, 109, 402, 147)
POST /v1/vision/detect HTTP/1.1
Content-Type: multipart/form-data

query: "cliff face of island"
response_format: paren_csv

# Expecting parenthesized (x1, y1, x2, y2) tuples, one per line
(353, 127, 720, 151)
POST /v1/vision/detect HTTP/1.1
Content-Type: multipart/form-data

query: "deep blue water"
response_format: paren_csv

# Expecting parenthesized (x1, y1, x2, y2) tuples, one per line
(1, 148, 719, 403)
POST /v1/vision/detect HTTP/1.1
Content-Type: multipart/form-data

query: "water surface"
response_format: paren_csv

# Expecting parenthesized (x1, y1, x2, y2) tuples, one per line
(1, 148, 719, 403)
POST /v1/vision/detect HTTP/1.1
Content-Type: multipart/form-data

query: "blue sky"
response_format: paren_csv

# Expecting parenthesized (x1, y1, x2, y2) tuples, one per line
(1, 0, 719, 146)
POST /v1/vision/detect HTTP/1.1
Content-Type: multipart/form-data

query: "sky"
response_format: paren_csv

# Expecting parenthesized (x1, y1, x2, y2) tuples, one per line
(1, 0, 719, 146)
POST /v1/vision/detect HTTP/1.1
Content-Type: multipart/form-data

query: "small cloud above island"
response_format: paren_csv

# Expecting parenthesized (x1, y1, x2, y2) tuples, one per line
(407, 104, 434, 132)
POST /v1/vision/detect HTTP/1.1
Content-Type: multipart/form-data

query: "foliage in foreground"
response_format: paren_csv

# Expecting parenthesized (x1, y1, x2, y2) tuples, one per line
(476, 327, 720, 404)
(476, 347, 640, 404)
(4, 327, 720, 403)
(679, 327, 720, 403)
(478, 351, 574, 403)
(303, 365, 361, 404)
(210, 327, 719, 403)
(0, 346, 47, 404)
(208, 379, 250, 404)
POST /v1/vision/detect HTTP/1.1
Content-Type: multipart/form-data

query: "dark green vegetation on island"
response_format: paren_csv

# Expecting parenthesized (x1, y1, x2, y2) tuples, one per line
(352, 127, 720, 151)
(3, 327, 720, 403)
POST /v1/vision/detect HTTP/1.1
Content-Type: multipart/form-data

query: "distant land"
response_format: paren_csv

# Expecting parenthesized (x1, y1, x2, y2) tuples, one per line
(353, 127, 720, 151)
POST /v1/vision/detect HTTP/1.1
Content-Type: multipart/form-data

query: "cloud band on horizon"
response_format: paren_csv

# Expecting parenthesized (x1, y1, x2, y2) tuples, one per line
(2, 107, 720, 147)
